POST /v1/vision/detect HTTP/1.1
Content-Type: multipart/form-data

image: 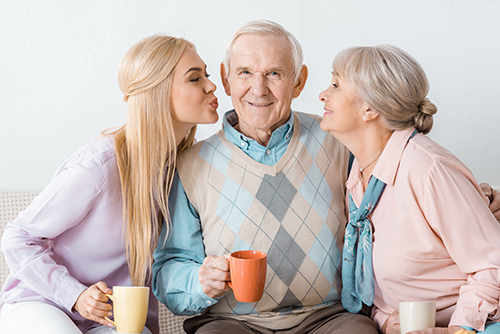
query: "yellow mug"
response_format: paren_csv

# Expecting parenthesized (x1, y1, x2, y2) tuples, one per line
(104, 286, 149, 333)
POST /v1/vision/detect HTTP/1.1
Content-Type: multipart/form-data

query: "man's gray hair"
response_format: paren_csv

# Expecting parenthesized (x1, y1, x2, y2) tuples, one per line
(223, 19, 304, 83)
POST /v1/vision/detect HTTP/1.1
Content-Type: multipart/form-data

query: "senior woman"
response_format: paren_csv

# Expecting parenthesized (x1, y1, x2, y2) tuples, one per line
(319, 45, 500, 333)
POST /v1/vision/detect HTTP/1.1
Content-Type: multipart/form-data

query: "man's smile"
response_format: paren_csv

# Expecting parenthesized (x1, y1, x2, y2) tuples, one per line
(247, 101, 273, 107)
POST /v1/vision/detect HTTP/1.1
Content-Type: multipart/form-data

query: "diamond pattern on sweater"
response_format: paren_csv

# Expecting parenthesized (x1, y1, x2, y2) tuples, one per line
(181, 113, 347, 318)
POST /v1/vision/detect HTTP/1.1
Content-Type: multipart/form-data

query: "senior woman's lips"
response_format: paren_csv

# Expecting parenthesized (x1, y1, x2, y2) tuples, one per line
(323, 108, 333, 116)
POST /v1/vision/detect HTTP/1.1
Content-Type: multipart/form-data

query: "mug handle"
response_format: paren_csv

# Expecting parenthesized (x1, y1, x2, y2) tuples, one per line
(227, 258, 233, 290)
(226, 254, 234, 290)
(103, 293, 115, 327)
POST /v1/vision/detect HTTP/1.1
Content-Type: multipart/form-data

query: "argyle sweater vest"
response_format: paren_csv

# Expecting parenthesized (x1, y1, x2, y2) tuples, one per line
(177, 111, 350, 329)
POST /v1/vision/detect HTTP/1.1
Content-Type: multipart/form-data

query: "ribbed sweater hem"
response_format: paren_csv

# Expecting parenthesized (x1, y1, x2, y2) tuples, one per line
(209, 305, 329, 330)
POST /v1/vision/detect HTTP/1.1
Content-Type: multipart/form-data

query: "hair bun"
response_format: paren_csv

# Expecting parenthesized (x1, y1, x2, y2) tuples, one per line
(418, 97, 437, 116)
(414, 97, 437, 134)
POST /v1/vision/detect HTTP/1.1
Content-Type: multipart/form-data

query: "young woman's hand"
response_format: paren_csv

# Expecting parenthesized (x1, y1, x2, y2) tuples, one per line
(73, 281, 113, 327)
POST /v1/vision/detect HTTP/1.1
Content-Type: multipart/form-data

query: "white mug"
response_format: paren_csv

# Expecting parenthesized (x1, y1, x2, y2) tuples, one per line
(399, 301, 436, 334)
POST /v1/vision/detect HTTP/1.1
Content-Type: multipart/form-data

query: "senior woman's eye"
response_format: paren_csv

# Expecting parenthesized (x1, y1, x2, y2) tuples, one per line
(332, 83, 338, 88)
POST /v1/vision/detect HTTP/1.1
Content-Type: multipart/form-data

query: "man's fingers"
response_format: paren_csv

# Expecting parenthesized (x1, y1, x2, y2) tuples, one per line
(199, 264, 230, 287)
(199, 256, 232, 298)
(205, 255, 230, 271)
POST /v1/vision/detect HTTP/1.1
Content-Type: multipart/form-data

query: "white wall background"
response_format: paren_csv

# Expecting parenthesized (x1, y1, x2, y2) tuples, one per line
(1, 0, 499, 189)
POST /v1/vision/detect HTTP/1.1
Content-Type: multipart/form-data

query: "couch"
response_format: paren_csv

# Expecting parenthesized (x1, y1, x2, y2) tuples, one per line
(0, 189, 188, 334)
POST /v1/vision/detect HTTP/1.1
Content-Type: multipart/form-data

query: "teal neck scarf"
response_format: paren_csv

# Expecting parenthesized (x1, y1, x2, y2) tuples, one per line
(341, 177, 386, 313)
(341, 130, 417, 313)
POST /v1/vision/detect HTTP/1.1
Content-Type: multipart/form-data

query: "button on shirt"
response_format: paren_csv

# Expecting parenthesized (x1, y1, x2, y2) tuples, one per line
(224, 110, 293, 166)
(350, 128, 500, 331)
(152, 110, 295, 315)
(0, 137, 159, 333)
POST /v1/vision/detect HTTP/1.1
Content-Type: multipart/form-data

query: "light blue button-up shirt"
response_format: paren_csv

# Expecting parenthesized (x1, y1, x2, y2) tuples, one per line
(223, 109, 293, 166)
(152, 110, 294, 315)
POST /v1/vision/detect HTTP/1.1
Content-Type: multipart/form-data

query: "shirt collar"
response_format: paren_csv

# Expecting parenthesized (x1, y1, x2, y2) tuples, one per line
(346, 128, 418, 189)
(222, 109, 294, 150)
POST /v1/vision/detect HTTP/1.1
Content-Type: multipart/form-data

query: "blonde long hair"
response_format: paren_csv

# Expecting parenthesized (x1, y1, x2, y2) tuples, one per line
(106, 35, 196, 286)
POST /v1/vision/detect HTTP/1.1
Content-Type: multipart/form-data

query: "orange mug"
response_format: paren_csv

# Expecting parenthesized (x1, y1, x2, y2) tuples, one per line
(228, 250, 267, 303)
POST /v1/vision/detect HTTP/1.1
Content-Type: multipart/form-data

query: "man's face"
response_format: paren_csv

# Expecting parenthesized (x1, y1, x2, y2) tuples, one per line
(221, 34, 305, 139)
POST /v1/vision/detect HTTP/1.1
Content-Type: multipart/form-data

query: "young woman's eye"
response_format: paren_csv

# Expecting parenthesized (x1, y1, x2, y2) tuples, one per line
(205, 73, 211, 78)
(190, 77, 201, 82)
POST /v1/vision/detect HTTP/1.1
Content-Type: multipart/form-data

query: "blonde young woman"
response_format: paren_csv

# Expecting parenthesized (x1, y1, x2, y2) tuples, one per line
(319, 45, 500, 333)
(0, 35, 219, 334)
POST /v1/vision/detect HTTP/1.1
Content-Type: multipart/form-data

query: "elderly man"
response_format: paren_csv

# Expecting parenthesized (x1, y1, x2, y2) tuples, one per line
(152, 19, 378, 334)
(152, 20, 500, 334)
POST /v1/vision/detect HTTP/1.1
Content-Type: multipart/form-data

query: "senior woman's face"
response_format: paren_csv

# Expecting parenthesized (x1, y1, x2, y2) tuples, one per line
(319, 74, 364, 135)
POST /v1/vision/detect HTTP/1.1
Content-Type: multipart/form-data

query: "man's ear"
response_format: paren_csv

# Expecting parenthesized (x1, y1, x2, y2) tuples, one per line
(220, 62, 231, 96)
(292, 65, 308, 98)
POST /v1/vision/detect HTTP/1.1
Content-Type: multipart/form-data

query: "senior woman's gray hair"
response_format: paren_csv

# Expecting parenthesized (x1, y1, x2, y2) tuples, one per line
(223, 19, 304, 84)
(332, 45, 437, 134)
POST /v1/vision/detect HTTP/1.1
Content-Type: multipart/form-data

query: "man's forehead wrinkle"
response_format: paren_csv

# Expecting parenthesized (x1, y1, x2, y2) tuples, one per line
(230, 38, 294, 75)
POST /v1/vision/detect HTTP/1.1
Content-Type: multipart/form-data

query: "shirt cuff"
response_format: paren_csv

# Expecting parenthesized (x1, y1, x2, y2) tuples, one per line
(450, 307, 488, 332)
(193, 279, 219, 309)
(57, 278, 88, 313)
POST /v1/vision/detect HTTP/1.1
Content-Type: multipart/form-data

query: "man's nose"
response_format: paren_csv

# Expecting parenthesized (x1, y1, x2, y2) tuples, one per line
(250, 74, 269, 96)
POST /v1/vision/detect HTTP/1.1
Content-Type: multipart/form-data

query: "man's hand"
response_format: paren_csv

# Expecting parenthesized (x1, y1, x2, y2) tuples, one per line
(480, 183, 500, 222)
(199, 255, 231, 299)
(381, 310, 400, 334)
(73, 282, 113, 327)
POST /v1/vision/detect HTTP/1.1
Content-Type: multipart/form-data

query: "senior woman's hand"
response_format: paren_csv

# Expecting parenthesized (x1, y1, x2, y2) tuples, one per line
(381, 310, 401, 334)
(382, 311, 469, 334)
(480, 183, 500, 222)
(406, 326, 467, 334)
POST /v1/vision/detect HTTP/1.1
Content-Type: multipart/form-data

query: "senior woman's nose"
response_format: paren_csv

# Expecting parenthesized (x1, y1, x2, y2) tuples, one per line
(319, 89, 328, 102)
